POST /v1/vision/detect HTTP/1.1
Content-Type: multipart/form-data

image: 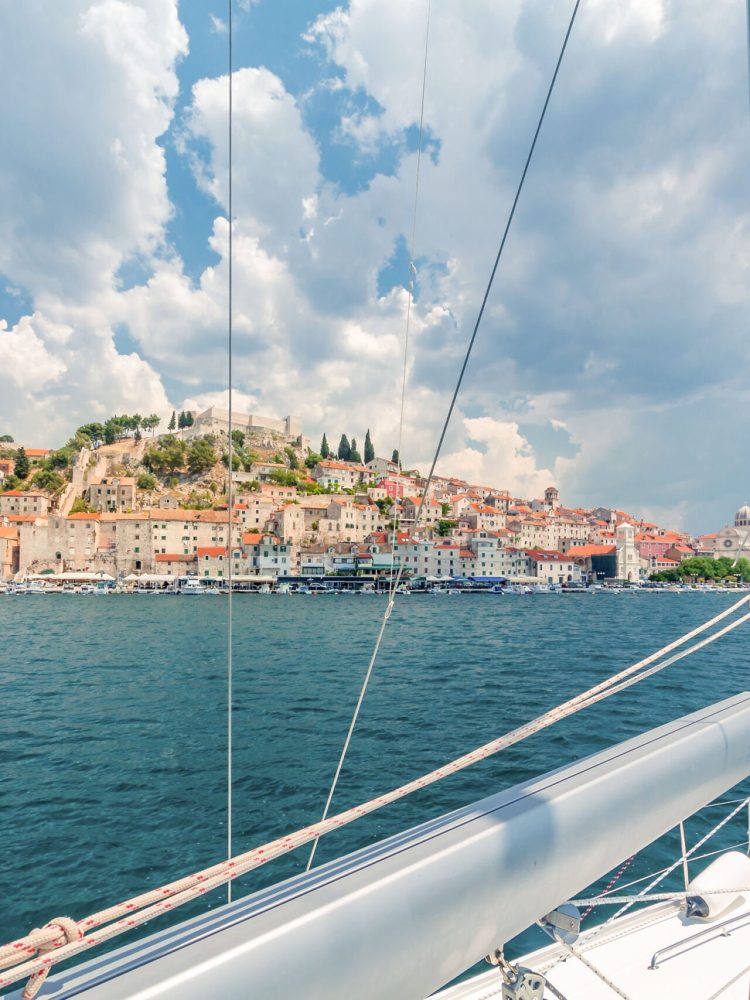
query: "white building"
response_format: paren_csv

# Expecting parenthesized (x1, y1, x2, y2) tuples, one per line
(714, 505, 750, 562)
(615, 522, 641, 582)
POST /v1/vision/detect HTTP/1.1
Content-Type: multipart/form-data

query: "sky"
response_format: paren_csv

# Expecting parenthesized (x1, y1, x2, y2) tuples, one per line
(0, 0, 748, 532)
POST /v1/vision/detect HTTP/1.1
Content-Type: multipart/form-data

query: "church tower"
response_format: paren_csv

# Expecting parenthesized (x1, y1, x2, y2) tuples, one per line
(544, 485, 560, 510)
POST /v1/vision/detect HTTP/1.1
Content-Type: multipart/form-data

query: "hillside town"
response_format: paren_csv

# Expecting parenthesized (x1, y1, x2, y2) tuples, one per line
(0, 407, 746, 589)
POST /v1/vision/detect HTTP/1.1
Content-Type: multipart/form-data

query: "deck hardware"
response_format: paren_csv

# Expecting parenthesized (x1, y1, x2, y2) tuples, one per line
(500, 967, 547, 1000)
(485, 951, 547, 1000)
(541, 903, 581, 945)
(649, 909, 750, 968)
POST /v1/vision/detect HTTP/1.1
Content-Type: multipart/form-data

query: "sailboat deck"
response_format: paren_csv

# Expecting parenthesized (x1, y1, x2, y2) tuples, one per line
(433, 895, 750, 999)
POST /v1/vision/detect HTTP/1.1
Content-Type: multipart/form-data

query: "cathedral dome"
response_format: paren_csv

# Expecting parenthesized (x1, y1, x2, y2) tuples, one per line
(734, 505, 750, 527)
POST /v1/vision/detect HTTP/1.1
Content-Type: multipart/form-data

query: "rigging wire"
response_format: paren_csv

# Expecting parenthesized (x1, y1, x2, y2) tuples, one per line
(305, 0, 580, 872)
(226, 0, 234, 906)
(305, 0, 433, 874)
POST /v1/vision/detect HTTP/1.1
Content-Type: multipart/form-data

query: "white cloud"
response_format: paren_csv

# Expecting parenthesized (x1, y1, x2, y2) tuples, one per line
(437, 416, 555, 497)
(0, 1, 185, 439)
(0, 0, 748, 531)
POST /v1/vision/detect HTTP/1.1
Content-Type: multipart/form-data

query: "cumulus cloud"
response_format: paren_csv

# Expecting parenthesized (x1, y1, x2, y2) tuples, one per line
(437, 416, 555, 497)
(0, 0, 747, 530)
(0, 0, 184, 437)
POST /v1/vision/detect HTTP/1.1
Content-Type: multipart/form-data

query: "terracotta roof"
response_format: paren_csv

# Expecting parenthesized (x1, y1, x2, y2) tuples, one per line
(526, 549, 574, 562)
(198, 546, 228, 557)
(567, 544, 617, 558)
(1, 490, 48, 497)
(155, 553, 196, 562)
(242, 532, 263, 545)
(67, 512, 101, 521)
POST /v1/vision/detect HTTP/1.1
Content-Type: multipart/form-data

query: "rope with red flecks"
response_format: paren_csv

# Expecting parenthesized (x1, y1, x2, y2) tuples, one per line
(2, 593, 749, 998)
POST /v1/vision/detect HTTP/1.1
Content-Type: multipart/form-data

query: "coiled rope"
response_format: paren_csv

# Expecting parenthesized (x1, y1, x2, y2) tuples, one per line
(2, 591, 749, 997)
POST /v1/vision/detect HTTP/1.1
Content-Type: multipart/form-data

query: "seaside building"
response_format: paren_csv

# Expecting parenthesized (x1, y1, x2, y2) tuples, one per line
(615, 522, 641, 582)
(0, 490, 50, 517)
(312, 460, 374, 490)
(0, 525, 19, 579)
(713, 505, 750, 561)
(85, 476, 136, 513)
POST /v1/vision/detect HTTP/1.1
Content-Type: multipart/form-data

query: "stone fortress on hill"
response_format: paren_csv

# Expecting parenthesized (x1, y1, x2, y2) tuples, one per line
(181, 407, 307, 449)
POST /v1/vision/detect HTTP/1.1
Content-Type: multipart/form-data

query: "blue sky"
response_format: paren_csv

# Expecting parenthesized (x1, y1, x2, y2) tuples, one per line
(0, 0, 749, 532)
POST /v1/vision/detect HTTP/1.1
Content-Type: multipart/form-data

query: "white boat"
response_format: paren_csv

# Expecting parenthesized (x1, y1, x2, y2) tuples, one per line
(180, 578, 207, 595)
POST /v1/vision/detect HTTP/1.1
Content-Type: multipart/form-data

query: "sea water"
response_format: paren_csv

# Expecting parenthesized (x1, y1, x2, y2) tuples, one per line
(1, 591, 749, 974)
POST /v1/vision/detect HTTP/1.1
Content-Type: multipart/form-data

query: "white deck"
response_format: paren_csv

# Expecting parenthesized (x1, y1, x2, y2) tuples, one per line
(433, 893, 750, 999)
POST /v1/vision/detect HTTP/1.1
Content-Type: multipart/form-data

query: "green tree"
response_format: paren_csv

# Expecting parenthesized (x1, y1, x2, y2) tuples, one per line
(76, 423, 105, 448)
(178, 411, 187, 429)
(168, 410, 176, 431)
(2, 474, 19, 491)
(305, 451, 322, 469)
(221, 451, 241, 471)
(349, 438, 362, 463)
(364, 429, 374, 464)
(284, 446, 299, 470)
(270, 470, 299, 487)
(391, 449, 400, 468)
(338, 434, 351, 461)
(188, 439, 218, 475)
(231, 429, 245, 449)
(14, 446, 29, 480)
(436, 519, 457, 537)
(142, 414, 160, 436)
(185, 411, 195, 427)
(320, 433, 330, 459)
(70, 497, 94, 514)
(31, 468, 63, 492)
(46, 447, 74, 470)
(137, 472, 157, 490)
(0, 434, 14, 442)
(145, 436, 186, 476)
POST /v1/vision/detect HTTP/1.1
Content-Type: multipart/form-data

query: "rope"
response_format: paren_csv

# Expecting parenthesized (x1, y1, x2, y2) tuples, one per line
(226, 0, 234, 909)
(560, 941, 634, 1000)
(2, 595, 749, 993)
(575, 839, 750, 903)
(606, 794, 750, 922)
(706, 961, 750, 1000)
(305, 0, 432, 874)
(573, 885, 750, 908)
(580, 855, 635, 920)
(537, 922, 634, 1000)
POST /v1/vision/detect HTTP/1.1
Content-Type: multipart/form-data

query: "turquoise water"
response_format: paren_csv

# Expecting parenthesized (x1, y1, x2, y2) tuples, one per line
(1, 591, 749, 975)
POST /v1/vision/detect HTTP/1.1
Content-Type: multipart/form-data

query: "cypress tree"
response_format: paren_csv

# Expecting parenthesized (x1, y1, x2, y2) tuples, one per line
(320, 433, 330, 458)
(337, 434, 351, 461)
(364, 429, 374, 464)
(14, 446, 29, 480)
(178, 411, 186, 429)
(350, 437, 362, 463)
(168, 410, 176, 431)
(392, 449, 400, 468)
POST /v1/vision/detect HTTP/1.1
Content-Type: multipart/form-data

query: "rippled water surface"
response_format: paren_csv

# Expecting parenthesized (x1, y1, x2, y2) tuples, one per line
(1, 591, 749, 980)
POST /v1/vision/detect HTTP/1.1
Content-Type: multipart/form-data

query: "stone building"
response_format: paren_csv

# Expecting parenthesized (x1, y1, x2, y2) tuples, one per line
(85, 476, 136, 513)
